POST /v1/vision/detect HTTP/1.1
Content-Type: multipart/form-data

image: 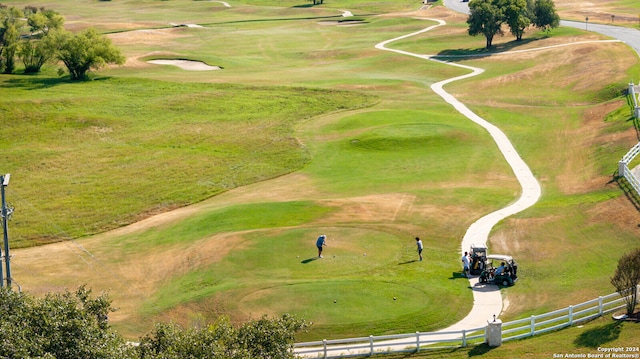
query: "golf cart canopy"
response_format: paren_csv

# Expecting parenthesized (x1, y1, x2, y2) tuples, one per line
(486, 254, 513, 262)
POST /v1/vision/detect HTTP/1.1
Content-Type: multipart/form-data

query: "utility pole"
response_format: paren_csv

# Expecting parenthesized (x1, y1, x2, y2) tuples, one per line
(1, 174, 12, 288)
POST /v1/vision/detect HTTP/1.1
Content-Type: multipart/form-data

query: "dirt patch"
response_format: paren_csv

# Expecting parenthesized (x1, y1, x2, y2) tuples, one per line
(321, 193, 416, 223)
(555, 0, 639, 25)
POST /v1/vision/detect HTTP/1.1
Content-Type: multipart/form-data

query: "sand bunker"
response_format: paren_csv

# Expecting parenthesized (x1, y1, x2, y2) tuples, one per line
(147, 59, 221, 71)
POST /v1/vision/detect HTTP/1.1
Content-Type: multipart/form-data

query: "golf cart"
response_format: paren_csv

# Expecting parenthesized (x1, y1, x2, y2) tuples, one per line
(479, 254, 518, 286)
(469, 244, 488, 275)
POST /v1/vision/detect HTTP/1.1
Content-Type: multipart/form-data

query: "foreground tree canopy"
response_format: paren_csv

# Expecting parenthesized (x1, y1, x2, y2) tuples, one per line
(0, 287, 308, 359)
(467, 0, 560, 48)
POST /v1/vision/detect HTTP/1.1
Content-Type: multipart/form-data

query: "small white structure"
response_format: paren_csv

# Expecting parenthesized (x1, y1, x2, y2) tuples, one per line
(486, 319, 502, 347)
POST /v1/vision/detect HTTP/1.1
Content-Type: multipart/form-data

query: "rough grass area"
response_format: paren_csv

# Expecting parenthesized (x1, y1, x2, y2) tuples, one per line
(1, 76, 376, 245)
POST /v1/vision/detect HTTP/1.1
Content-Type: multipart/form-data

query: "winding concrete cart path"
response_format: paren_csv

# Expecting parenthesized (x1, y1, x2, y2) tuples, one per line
(376, 16, 542, 331)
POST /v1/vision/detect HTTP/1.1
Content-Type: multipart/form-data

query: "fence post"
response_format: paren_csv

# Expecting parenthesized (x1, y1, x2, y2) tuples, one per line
(568, 305, 574, 325)
(415, 332, 420, 352)
(323, 339, 327, 358)
(462, 329, 467, 348)
(369, 335, 374, 356)
(530, 316, 535, 336)
(619, 161, 627, 177)
(599, 296, 604, 316)
(487, 319, 502, 347)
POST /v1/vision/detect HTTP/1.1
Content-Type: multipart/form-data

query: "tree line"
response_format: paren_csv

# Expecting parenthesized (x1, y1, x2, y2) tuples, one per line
(467, 0, 560, 48)
(0, 5, 124, 80)
(0, 286, 308, 359)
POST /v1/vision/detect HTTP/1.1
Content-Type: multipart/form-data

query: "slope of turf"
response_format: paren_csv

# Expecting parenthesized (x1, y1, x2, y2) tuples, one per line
(1, 76, 376, 245)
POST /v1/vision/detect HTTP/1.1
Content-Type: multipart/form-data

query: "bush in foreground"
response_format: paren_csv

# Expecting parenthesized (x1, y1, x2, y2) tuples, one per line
(0, 286, 307, 359)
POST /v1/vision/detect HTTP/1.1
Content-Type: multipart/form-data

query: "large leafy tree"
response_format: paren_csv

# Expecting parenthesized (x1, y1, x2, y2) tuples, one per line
(467, 0, 504, 49)
(138, 314, 308, 359)
(19, 8, 64, 73)
(0, 286, 308, 358)
(532, 0, 560, 31)
(56, 28, 125, 81)
(0, 286, 136, 359)
(25, 7, 64, 36)
(610, 248, 640, 316)
(501, 0, 530, 41)
(468, 0, 559, 47)
(0, 6, 24, 74)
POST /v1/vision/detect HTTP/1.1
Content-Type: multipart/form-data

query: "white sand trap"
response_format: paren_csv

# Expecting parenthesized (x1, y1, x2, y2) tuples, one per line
(169, 23, 203, 28)
(148, 59, 221, 71)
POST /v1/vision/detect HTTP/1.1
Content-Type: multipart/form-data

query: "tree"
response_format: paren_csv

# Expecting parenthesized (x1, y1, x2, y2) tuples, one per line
(18, 6, 64, 73)
(138, 314, 308, 359)
(0, 286, 308, 358)
(501, 0, 530, 41)
(467, 0, 504, 49)
(19, 30, 60, 73)
(532, 0, 560, 31)
(56, 28, 125, 81)
(0, 6, 24, 74)
(26, 8, 64, 36)
(610, 248, 640, 316)
(0, 286, 137, 359)
(20, 9, 64, 73)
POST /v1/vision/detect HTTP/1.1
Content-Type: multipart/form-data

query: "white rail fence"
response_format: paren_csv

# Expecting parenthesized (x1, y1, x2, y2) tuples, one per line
(618, 142, 640, 194)
(631, 82, 639, 119)
(294, 286, 639, 358)
(617, 83, 640, 198)
(501, 289, 635, 342)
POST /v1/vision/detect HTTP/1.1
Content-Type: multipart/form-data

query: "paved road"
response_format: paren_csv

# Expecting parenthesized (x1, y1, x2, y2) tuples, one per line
(560, 20, 640, 57)
(443, 0, 640, 56)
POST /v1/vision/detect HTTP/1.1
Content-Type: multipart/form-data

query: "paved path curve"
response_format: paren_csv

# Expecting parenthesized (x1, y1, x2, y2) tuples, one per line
(376, 16, 542, 332)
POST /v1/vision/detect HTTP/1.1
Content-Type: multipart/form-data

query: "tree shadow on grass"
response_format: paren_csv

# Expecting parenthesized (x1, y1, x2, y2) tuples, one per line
(434, 36, 548, 63)
(0, 76, 65, 90)
(0, 75, 113, 90)
(573, 321, 622, 348)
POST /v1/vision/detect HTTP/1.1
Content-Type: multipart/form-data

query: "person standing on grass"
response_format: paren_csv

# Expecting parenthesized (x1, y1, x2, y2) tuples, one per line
(415, 237, 423, 261)
(316, 234, 327, 258)
(461, 251, 471, 278)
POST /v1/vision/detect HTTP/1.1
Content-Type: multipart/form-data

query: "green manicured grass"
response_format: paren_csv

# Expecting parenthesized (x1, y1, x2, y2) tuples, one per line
(303, 109, 517, 196)
(136, 225, 471, 341)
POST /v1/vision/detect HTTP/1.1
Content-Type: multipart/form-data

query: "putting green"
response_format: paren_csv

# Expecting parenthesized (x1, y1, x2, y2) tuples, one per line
(238, 280, 429, 325)
(143, 227, 415, 322)
(227, 227, 403, 278)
